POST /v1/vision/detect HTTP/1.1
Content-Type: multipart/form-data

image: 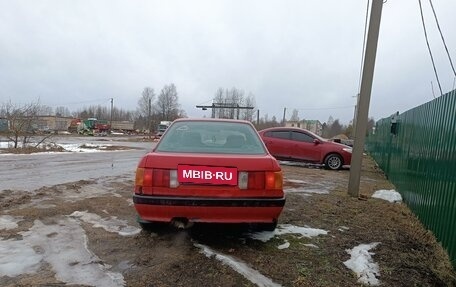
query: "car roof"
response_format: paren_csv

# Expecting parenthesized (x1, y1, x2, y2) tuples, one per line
(260, 126, 308, 132)
(259, 126, 325, 140)
(173, 118, 254, 125)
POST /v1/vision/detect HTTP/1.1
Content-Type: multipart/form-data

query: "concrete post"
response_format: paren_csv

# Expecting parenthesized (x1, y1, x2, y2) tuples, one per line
(348, 0, 383, 197)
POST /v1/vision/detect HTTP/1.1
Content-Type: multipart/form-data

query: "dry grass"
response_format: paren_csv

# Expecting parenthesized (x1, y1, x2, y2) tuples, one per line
(272, 156, 456, 286)
(1, 144, 65, 154)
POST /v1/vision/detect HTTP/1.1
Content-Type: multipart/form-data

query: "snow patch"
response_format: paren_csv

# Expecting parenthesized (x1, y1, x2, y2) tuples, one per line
(0, 215, 23, 230)
(0, 237, 42, 276)
(0, 219, 125, 286)
(284, 178, 308, 184)
(60, 143, 112, 153)
(275, 224, 328, 238)
(372, 190, 402, 203)
(249, 224, 328, 242)
(344, 242, 381, 286)
(285, 187, 329, 194)
(70, 211, 141, 236)
(338, 226, 350, 232)
(195, 243, 282, 287)
(303, 243, 319, 248)
(277, 240, 290, 250)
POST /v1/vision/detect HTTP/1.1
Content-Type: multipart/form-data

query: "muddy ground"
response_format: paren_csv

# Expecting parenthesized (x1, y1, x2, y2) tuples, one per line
(0, 154, 455, 287)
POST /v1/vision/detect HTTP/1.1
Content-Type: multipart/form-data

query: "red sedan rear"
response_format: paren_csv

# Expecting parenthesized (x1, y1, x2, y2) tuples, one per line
(133, 119, 285, 230)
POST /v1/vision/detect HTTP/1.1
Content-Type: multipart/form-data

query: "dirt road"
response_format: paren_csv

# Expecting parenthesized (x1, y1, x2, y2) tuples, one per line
(0, 137, 454, 286)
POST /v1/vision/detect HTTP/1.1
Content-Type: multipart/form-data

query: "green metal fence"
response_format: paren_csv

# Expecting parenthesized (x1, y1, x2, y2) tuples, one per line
(366, 89, 456, 267)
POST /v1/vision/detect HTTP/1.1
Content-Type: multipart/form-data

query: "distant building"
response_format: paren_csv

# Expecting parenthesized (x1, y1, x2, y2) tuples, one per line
(34, 116, 74, 132)
(285, 119, 323, 136)
(285, 120, 302, 128)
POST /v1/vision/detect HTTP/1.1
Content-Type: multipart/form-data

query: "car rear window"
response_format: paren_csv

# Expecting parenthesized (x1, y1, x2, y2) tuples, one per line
(266, 130, 290, 140)
(156, 121, 266, 154)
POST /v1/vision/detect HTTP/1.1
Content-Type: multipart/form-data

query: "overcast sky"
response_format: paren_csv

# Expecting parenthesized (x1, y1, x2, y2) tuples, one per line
(1, 0, 455, 124)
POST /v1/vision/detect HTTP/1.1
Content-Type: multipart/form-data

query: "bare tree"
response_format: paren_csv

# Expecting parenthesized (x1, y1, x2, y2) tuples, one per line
(55, 106, 71, 117)
(213, 88, 225, 118)
(1, 100, 50, 148)
(136, 87, 155, 131)
(290, 109, 300, 122)
(212, 87, 255, 120)
(227, 87, 244, 119)
(328, 119, 343, 138)
(242, 93, 256, 121)
(38, 105, 53, 116)
(138, 87, 155, 118)
(156, 83, 181, 121)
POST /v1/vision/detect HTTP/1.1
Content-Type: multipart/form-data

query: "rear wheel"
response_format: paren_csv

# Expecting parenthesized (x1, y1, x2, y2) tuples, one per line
(138, 221, 154, 231)
(324, 154, 343, 170)
(137, 216, 162, 231)
(251, 221, 277, 232)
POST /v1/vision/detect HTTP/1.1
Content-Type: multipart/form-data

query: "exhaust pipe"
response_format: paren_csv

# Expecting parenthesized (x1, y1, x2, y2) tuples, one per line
(171, 218, 194, 229)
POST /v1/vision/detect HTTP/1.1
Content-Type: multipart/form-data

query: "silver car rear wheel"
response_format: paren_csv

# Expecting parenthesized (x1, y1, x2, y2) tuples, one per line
(324, 154, 343, 170)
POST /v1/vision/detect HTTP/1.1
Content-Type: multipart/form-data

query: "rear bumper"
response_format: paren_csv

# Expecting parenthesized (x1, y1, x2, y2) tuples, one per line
(133, 195, 285, 223)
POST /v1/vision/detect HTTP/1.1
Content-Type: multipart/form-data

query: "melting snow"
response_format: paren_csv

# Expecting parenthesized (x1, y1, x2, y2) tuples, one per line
(338, 226, 350, 232)
(344, 242, 381, 286)
(283, 178, 332, 195)
(303, 243, 319, 248)
(275, 224, 328, 238)
(0, 215, 23, 230)
(0, 210, 141, 285)
(372, 190, 402, 203)
(60, 143, 112, 153)
(0, 141, 115, 154)
(277, 240, 290, 250)
(249, 224, 328, 242)
(0, 218, 125, 286)
(285, 187, 329, 194)
(284, 178, 308, 184)
(70, 211, 141, 236)
(195, 243, 282, 287)
(0, 237, 42, 276)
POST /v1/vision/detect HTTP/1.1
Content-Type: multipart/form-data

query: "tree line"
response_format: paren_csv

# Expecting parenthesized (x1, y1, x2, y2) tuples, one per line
(1, 84, 370, 147)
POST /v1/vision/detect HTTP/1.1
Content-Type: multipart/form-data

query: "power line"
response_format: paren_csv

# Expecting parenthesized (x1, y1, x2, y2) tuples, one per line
(418, 0, 443, 97)
(428, 0, 456, 77)
(287, 105, 355, 113)
(299, 105, 355, 111)
(357, 0, 371, 95)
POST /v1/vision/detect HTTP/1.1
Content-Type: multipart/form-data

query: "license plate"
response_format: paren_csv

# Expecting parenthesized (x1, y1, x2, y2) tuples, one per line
(178, 165, 238, 185)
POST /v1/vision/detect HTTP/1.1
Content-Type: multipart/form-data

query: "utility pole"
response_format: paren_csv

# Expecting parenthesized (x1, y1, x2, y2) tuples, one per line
(257, 109, 260, 126)
(282, 107, 287, 126)
(348, 0, 383, 197)
(148, 98, 152, 133)
(110, 98, 113, 133)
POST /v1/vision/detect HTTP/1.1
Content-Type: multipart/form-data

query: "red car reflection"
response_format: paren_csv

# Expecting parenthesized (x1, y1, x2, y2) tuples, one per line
(258, 127, 352, 170)
(133, 119, 285, 231)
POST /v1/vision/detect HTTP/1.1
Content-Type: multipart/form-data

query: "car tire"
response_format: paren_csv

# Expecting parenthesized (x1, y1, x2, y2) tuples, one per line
(324, 154, 343, 170)
(252, 222, 277, 232)
(138, 221, 155, 231)
(137, 216, 161, 231)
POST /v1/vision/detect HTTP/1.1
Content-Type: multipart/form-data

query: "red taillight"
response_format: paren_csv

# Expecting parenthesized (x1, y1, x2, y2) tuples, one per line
(135, 168, 178, 193)
(248, 172, 265, 189)
(265, 171, 283, 190)
(240, 171, 283, 190)
(144, 169, 153, 186)
(153, 169, 170, 187)
(135, 168, 144, 187)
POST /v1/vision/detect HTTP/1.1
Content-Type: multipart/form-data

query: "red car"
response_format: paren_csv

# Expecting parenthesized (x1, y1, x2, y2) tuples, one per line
(133, 118, 285, 231)
(258, 127, 352, 170)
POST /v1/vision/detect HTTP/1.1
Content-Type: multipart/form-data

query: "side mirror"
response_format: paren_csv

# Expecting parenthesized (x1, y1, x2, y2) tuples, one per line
(313, 139, 321, 145)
